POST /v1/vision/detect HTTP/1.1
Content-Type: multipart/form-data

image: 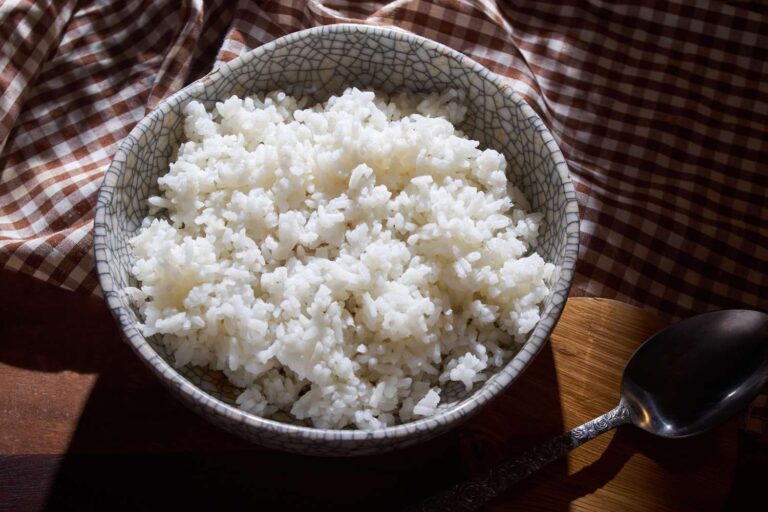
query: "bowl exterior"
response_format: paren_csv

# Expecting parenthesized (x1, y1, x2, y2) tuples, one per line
(94, 24, 579, 455)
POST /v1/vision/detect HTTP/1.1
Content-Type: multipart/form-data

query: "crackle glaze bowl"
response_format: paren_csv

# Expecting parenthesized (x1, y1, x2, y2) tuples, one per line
(94, 24, 579, 456)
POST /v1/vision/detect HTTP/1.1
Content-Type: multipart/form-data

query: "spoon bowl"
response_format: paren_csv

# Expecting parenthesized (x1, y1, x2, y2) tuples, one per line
(622, 309, 768, 438)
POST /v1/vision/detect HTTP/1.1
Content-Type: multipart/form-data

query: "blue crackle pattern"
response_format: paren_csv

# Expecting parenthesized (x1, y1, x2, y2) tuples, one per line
(93, 24, 579, 456)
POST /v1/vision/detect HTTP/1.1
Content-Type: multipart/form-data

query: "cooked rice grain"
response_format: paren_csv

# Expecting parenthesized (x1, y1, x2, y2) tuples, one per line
(128, 88, 554, 429)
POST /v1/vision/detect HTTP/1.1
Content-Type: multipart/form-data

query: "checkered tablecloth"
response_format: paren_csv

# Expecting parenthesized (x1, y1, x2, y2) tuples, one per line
(1, 1, 766, 425)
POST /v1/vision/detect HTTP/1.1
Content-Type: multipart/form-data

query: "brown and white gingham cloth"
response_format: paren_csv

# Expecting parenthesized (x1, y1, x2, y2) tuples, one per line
(1, 1, 766, 426)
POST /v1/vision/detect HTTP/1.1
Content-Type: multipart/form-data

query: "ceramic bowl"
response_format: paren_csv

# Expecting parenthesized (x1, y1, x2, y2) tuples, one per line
(94, 24, 579, 456)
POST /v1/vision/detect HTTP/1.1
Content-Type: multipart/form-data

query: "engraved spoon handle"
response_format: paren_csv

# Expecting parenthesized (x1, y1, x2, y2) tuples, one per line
(408, 402, 632, 512)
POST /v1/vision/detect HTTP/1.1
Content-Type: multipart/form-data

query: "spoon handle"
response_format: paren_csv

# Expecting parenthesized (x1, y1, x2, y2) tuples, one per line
(408, 402, 632, 512)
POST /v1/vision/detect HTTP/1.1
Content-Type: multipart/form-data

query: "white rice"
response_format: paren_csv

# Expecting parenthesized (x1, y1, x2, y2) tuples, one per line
(128, 88, 554, 430)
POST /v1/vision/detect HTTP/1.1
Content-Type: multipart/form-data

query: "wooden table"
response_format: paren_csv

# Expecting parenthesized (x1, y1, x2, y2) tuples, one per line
(0, 270, 761, 511)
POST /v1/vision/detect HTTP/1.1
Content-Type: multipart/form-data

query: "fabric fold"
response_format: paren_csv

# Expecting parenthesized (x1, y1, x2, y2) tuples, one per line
(0, 0, 78, 155)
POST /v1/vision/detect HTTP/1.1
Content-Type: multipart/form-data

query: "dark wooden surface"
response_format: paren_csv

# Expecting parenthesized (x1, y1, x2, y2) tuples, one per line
(0, 269, 762, 511)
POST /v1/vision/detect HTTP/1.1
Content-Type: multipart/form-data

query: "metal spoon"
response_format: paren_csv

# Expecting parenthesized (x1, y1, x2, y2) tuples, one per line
(413, 309, 768, 512)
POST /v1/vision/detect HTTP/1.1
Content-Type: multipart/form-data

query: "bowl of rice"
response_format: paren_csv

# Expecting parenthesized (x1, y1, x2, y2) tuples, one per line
(94, 24, 579, 456)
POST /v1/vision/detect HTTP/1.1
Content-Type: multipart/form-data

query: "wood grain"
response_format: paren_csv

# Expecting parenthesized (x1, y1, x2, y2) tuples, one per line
(0, 271, 738, 511)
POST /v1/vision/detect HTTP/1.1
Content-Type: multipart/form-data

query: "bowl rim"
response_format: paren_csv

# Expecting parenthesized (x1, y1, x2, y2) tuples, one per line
(94, 23, 580, 445)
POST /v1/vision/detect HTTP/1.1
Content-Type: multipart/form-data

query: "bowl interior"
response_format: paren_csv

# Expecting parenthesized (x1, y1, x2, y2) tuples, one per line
(97, 26, 576, 430)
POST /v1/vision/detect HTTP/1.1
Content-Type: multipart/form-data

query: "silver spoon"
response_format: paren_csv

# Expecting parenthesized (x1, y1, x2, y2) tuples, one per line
(412, 309, 768, 512)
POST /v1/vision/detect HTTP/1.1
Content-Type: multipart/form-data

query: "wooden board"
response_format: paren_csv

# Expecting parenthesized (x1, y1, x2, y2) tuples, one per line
(0, 270, 738, 511)
(461, 298, 738, 511)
